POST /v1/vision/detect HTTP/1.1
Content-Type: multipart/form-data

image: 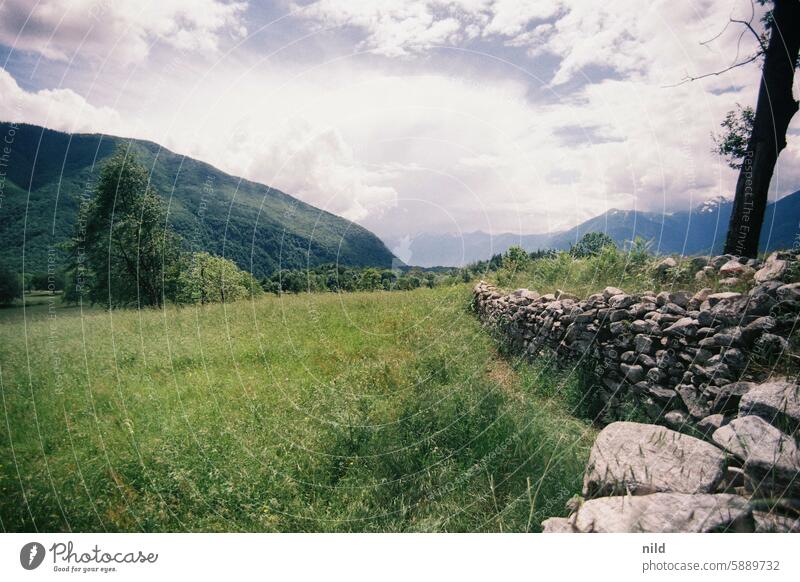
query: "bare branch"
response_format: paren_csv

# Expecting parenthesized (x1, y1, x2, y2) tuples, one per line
(731, 18, 767, 52)
(662, 53, 760, 88)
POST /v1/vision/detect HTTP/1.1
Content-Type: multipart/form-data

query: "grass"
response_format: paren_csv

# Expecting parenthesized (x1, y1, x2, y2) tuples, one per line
(0, 285, 595, 532)
(492, 246, 751, 298)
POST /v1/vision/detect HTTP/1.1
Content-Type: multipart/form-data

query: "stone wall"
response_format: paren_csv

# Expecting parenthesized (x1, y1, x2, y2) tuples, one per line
(471, 251, 799, 532)
(471, 251, 799, 428)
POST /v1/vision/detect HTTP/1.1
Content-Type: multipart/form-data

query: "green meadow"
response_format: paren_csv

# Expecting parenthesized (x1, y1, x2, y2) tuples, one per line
(0, 286, 595, 532)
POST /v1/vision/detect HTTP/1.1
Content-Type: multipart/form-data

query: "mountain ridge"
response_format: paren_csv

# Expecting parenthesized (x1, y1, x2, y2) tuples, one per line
(388, 191, 800, 267)
(0, 122, 396, 276)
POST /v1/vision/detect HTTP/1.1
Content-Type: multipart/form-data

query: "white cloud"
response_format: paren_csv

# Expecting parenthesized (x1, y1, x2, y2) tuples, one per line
(2, 0, 797, 242)
(0, 0, 248, 64)
(296, 0, 768, 89)
(0, 67, 124, 133)
(227, 119, 399, 221)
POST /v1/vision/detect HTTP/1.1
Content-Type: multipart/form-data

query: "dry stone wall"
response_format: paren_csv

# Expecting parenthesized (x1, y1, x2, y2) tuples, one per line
(471, 251, 800, 532)
(472, 251, 799, 427)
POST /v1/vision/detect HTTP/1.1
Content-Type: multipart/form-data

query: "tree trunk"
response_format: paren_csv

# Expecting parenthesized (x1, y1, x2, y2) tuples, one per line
(724, 0, 800, 257)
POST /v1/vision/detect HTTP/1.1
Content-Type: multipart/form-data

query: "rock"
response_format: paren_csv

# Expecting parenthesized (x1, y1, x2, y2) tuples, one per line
(661, 302, 687, 316)
(512, 288, 540, 302)
(707, 382, 754, 414)
(697, 413, 727, 435)
(753, 511, 800, 533)
(707, 291, 741, 306)
(541, 517, 575, 533)
(670, 291, 689, 308)
(663, 317, 698, 337)
(633, 334, 653, 354)
(631, 319, 660, 334)
(719, 260, 755, 278)
(582, 422, 726, 497)
(602, 286, 624, 300)
(739, 378, 800, 432)
(712, 416, 800, 488)
(570, 493, 753, 533)
(653, 257, 677, 279)
(609, 321, 629, 335)
(742, 316, 776, 343)
(619, 364, 645, 383)
(609, 294, 635, 309)
(710, 255, 733, 269)
(776, 282, 800, 302)
(664, 410, 690, 430)
(754, 259, 788, 283)
(655, 291, 671, 307)
(677, 384, 711, 419)
(663, 410, 689, 429)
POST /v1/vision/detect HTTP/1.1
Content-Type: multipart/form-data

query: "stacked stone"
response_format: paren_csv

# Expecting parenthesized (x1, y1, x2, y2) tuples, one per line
(541, 377, 800, 533)
(472, 251, 799, 427)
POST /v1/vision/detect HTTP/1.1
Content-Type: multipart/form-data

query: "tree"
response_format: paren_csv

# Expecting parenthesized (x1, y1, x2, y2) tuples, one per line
(719, 0, 800, 257)
(502, 245, 531, 272)
(66, 148, 182, 307)
(176, 252, 262, 304)
(570, 232, 616, 258)
(0, 265, 22, 305)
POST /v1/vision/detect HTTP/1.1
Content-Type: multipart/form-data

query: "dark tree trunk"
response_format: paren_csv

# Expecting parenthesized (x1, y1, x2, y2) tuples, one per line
(724, 0, 800, 257)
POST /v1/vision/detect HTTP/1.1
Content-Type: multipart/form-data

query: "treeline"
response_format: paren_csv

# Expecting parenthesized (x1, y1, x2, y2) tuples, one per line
(261, 265, 454, 294)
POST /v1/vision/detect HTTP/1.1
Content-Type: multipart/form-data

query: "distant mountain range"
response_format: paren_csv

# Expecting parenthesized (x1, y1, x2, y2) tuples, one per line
(386, 192, 800, 267)
(0, 122, 396, 276)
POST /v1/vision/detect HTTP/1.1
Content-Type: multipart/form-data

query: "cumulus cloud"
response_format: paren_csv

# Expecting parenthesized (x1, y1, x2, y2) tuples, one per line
(296, 0, 767, 88)
(0, 67, 124, 133)
(0, 0, 248, 64)
(228, 119, 399, 221)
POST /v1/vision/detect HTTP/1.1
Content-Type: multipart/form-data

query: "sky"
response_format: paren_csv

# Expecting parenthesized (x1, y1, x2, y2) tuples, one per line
(1, 0, 799, 248)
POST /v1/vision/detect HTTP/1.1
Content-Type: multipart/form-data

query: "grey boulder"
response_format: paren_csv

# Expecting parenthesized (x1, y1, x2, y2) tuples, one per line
(582, 422, 726, 497)
(571, 493, 753, 533)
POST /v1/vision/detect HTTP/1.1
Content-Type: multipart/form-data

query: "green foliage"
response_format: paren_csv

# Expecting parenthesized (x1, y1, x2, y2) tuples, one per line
(502, 245, 531, 273)
(64, 148, 183, 307)
(569, 231, 616, 258)
(176, 252, 263, 304)
(0, 265, 22, 305)
(713, 105, 754, 169)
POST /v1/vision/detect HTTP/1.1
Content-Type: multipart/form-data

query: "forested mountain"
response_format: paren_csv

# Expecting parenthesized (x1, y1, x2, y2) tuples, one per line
(0, 122, 396, 276)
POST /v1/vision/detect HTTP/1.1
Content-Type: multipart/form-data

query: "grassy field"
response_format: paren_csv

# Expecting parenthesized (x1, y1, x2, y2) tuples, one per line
(0, 286, 595, 532)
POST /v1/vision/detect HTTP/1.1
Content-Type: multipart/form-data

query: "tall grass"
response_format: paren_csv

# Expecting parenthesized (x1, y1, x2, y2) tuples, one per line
(0, 286, 594, 532)
(493, 246, 737, 298)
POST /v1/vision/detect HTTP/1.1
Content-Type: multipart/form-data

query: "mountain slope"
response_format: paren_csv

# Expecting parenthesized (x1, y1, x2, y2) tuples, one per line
(0, 122, 396, 276)
(396, 192, 800, 267)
